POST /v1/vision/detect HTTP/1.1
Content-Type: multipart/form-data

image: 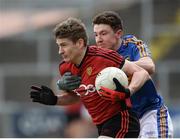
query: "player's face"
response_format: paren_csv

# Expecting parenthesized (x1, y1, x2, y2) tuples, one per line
(56, 38, 81, 63)
(94, 24, 122, 50)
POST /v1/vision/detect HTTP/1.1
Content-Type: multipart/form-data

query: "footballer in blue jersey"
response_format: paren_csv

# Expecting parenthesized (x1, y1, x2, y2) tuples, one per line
(118, 34, 163, 118)
(93, 11, 173, 138)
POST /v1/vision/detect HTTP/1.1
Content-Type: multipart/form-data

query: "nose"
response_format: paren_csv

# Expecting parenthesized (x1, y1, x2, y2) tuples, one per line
(58, 46, 64, 55)
(96, 36, 104, 47)
(96, 35, 103, 44)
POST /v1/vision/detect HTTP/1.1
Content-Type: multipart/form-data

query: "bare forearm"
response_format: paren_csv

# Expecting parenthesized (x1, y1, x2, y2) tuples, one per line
(128, 70, 150, 94)
(56, 91, 80, 105)
(121, 60, 150, 95)
(134, 57, 155, 75)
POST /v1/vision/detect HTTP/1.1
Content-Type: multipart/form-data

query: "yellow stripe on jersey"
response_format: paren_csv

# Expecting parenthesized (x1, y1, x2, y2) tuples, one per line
(159, 106, 168, 138)
(136, 43, 148, 57)
(123, 36, 148, 58)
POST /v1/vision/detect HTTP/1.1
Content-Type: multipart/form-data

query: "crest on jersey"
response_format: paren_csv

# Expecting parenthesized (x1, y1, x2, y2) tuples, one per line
(86, 67, 92, 76)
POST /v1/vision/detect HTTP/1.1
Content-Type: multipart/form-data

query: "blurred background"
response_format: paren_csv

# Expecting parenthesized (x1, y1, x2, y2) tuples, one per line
(0, 0, 180, 137)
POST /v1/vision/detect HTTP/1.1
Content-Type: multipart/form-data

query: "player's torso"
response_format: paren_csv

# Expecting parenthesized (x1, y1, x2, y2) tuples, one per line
(117, 35, 163, 118)
(130, 80, 163, 118)
(59, 46, 123, 124)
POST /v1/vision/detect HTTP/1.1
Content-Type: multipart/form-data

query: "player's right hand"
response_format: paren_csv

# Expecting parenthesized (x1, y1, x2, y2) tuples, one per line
(56, 72, 81, 91)
(30, 85, 57, 105)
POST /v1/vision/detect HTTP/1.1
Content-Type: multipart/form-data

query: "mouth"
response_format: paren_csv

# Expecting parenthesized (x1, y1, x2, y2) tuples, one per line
(98, 43, 108, 48)
(61, 54, 66, 59)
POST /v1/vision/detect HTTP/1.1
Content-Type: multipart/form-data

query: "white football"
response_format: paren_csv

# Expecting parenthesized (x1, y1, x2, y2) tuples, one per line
(95, 67, 128, 93)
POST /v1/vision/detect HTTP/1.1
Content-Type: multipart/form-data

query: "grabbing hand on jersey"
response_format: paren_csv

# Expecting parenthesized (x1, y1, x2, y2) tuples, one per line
(99, 78, 132, 107)
(30, 85, 57, 105)
(56, 72, 81, 91)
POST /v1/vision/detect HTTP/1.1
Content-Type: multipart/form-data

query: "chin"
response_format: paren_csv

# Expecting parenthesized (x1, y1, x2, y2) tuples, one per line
(98, 45, 107, 48)
(101, 46, 112, 50)
(63, 58, 70, 62)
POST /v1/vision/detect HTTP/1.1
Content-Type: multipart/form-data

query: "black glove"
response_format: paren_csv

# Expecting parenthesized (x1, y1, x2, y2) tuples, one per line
(113, 78, 130, 98)
(30, 85, 57, 105)
(57, 72, 81, 91)
(113, 78, 132, 108)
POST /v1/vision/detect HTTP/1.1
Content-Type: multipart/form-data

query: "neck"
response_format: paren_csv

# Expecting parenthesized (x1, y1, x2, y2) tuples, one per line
(114, 38, 122, 51)
(75, 47, 87, 66)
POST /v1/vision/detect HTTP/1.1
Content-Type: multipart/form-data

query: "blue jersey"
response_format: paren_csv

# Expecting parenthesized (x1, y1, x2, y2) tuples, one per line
(117, 34, 163, 118)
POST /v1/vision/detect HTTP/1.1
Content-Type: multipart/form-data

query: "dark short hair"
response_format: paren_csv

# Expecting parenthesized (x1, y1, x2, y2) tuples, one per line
(53, 17, 88, 45)
(92, 11, 123, 31)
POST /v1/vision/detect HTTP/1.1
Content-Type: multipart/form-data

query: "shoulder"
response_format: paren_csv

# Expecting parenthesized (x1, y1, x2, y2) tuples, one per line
(59, 61, 73, 75)
(88, 45, 124, 67)
(122, 34, 152, 56)
(122, 34, 144, 48)
(88, 45, 121, 57)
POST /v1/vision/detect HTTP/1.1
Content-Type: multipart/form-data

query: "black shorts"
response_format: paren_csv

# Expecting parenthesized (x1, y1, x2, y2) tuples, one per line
(96, 110, 140, 138)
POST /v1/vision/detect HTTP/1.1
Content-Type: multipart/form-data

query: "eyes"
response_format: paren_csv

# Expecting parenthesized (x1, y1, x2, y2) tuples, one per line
(57, 42, 69, 49)
(94, 31, 108, 37)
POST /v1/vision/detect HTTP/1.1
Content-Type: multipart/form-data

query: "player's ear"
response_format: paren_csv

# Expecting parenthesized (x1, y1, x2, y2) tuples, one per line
(76, 38, 85, 48)
(115, 29, 123, 38)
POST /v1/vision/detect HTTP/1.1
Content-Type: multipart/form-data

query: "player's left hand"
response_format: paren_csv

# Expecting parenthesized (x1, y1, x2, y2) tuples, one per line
(99, 78, 132, 107)
(56, 72, 81, 91)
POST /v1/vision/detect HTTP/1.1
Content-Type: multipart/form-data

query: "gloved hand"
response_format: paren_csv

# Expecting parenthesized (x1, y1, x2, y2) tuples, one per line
(30, 85, 57, 105)
(99, 78, 132, 107)
(57, 72, 81, 91)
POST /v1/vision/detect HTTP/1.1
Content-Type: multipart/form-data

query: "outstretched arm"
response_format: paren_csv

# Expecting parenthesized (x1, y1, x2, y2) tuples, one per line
(30, 85, 80, 106)
(56, 90, 80, 105)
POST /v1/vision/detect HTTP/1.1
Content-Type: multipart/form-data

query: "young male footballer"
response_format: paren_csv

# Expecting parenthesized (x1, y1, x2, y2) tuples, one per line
(92, 11, 173, 138)
(30, 17, 150, 138)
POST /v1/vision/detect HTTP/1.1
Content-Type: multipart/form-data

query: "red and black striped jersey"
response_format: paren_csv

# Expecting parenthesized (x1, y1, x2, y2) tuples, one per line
(59, 46, 125, 124)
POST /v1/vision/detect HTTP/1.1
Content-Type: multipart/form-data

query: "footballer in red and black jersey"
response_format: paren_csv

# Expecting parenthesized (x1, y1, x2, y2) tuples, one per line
(59, 46, 125, 125)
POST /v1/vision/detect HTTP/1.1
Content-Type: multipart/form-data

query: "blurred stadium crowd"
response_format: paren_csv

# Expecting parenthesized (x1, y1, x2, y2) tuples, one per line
(0, 0, 180, 137)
